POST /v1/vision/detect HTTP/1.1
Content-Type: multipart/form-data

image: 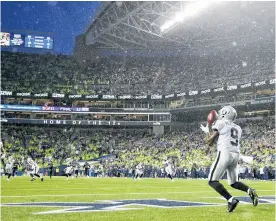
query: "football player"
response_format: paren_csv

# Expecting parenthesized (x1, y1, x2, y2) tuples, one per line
(135, 162, 143, 180)
(164, 158, 174, 182)
(11, 158, 19, 178)
(27, 157, 44, 182)
(65, 158, 73, 180)
(73, 161, 81, 178)
(84, 161, 90, 178)
(5, 156, 14, 181)
(48, 157, 54, 179)
(200, 106, 258, 212)
(1, 140, 6, 174)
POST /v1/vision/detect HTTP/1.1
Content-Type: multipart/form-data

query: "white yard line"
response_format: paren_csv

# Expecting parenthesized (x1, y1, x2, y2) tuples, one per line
(2, 186, 184, 191)
(3, 188, 108, 191)
(1, 190, 274, 198)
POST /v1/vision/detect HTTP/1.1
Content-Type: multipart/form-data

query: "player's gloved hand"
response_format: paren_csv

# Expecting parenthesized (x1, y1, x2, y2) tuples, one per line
(239, 155, 253, 165)
(200, 124, 209, 134)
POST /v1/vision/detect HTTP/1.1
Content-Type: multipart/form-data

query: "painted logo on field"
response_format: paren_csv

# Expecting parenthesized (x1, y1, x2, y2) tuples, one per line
(2, 199, 222, 214)
(2, 196, 274, 215)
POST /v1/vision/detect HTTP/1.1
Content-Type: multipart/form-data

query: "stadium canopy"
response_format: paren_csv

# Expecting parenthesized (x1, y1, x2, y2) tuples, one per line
(84, 1, 274, 50)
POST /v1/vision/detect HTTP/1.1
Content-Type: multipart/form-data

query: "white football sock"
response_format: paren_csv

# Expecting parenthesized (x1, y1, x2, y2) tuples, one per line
(228, 197, 234, 202)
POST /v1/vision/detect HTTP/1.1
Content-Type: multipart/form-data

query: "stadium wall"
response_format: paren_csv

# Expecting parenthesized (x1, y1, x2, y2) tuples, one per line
(153, 125, 164, 135)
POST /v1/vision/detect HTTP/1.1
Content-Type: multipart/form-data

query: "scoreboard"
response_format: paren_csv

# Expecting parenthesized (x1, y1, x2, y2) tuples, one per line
(0, 32, 54, 50)
(10, 33, 25, 46)
(25, 35, 53, 49)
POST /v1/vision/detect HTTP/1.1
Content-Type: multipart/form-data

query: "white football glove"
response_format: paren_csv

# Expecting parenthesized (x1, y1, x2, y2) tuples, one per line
(200, 124, 209, 134)
(239, 155, 253, 165)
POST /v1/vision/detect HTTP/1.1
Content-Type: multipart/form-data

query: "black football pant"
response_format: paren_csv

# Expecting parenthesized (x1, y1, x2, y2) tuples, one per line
(12, 167, 17, 177)
(85, 168, 89, 176)
(49, 167, 53, 178)
(1, 159, 5, 174)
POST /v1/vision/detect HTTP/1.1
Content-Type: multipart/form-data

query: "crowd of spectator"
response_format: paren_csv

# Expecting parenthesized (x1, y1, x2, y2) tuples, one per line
(1, 47, 274, 179)
(1, 43, 274, 95)
(1, 118, 274, 180)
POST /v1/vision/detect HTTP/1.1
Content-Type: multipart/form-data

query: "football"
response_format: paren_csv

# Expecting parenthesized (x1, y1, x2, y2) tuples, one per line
(207, 110, 217, 125)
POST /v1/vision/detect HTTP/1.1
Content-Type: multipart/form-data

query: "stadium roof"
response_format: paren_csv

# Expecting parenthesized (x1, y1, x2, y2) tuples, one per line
(84, 1, 274, 50)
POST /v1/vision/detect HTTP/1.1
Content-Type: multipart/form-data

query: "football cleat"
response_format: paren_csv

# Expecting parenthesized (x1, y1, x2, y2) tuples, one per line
(227, 198, 239, 212)
(41, 177, 44, 182)
(31, 178, 35, 181)
(248, 188, 258, 206)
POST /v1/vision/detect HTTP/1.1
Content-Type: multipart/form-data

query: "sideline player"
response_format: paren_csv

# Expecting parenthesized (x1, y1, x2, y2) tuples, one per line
(5, 156, 14, 181)
(200, 106, 258, 212)
(73, 161, 81, 178)
(48, 158, 54, 179)
(27, 157, 44, 182)
(65, 158, 73, 180)
(164, 158, 174, 182)
(84, 161, 90, 178)
(11, 158, 19, 178)
(1, 140, 6, 174)
(135, 162, 143, 180)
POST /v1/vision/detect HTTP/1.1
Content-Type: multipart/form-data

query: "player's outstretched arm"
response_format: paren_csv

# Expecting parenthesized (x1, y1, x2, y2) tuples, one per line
(206, 130, 219, 146)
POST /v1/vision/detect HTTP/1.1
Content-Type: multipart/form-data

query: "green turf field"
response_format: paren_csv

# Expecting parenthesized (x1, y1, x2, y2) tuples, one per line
(1, 177, 275, 221)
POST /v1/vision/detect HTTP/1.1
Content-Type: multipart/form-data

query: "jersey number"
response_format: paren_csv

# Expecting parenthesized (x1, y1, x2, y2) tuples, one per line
(230, 128, 239, 146)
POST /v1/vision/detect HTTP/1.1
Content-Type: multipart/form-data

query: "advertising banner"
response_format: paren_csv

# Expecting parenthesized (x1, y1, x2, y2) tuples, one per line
(2, 118, 171, 126)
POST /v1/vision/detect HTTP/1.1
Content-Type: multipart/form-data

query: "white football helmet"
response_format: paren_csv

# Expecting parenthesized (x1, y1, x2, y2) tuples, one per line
(27, 157, 33, 164)
(218, 106, 237, 122)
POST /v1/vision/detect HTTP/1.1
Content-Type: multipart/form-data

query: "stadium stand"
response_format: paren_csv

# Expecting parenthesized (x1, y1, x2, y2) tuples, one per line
(1, 1, 274, 181)
(1, 44, 274, 95)
(1, 118, 275, 179)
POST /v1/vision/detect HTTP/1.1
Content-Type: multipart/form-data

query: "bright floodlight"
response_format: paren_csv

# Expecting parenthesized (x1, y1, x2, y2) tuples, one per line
(184, 1, 209, 17)
(161, 0, 219, 32)
(175, 12, 185, 22)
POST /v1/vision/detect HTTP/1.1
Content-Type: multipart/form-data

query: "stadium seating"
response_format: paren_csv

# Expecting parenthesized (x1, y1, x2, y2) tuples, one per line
(1, 119, 274, 179)
(1, 47, 274, 179)
(1, 45, 274, 95)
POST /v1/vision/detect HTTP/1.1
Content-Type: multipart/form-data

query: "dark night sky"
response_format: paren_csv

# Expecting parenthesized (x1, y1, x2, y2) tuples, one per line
(1, 1, 101, 54)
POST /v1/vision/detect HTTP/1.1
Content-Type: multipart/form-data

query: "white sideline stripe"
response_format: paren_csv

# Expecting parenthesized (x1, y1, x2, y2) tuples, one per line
(3, 188, 111, 191)
(2, 192, 213, 198)
(1, 199, 222, 206)
(201, 195, 275, 198)
(1, 190, 274, 198)
(3, 186, 184, 191)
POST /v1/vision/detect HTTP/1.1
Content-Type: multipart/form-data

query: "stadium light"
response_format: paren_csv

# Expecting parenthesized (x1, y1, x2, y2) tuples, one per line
(161, 0, 220, 32)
